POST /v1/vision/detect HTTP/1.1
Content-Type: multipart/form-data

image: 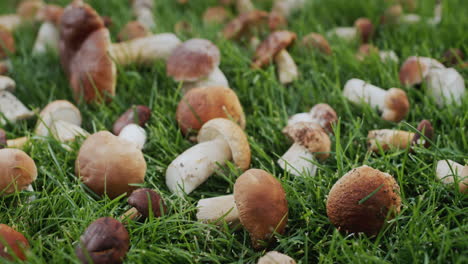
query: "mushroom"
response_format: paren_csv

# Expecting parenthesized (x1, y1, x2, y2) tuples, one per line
(0, 75, 35, 125)
(196, 169, 288, 249)
(0, 148, 37, 195)
(0, 0, 44, 31)
(356, 44, 399, 63)
(32, 5, 63, 55)
(0, 129, 6, 149)
(203, 6, 230, 25)
(76, 217, 129, 264)
(0, 224, 29, 261)
(286, 103, 338, 133)
(368, 120, 433, 152)
(327, 18, 374, 43)
(176, 86, 245, 135)
(236, 0, 255, 14)
(399, 56, 445, 86)
(166, 39, 229, 93)
(117, 21, 150, 42)
(252, 30, 298, 84)
(301, 33, 332, 55)
(75, 131, 146, 199)
(0, 26, 15, 59)
(121, 188, 166, 221)
(112, 105, 151, 135)
(130, 0, 155, 30)
(436, 160, 467, 193)
(441, 48, 464, 67)
(223, 10, 269, 41)
(258, 251, 296, 264)
(166, 118, 251, 196)
(326, 165, 401, 236)
(272, 0, 306, 18)
(343, 78, 410, 122)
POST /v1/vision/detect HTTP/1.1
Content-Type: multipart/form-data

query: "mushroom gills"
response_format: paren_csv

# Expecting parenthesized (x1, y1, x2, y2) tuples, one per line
(275, 49, 298, 84)
(32, 21, 59, 55)
(0, 91, 34, 125)
(196, 194, 239, 224)
(51, 120, 89, 142)
(278, 142, 317, 176)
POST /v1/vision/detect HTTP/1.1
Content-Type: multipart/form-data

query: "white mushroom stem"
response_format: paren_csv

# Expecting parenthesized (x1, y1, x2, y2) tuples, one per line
(258, 251, 296, 264)
(425, 68, 465, 106)
(51, 120, 89, 143)
(343, 78, 387, 112)
(367, 129, 414, 151)
(118, 124, 147, 150)
(32, 21, 59, 55)
(0, 75, 15, 91)
(196, 194, 239, 224)
(399, 14, 421, 24)
(120, 207, 140, 221)
(0, 15, 22, 31)
(275, 49, 298, 84)
(277, 143, 316, 176)
(181, 67, 229, 94)
(236, 0, 255, 14)
(109, 33, 181, 66)
(166, 137, 232, 195)
(0, 91, 35, 125)
(327, 27, 357, 42)
(436, 160, 467, 193)
(428, 0, 442, 25)
(273, 0, 306, 17)
(26, 184, 36, 203)
(7, 136, 28, 148)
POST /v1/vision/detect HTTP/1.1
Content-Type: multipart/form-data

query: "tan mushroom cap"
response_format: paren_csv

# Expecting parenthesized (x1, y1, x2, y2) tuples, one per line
(117, 21, 149, 42)
(0, 224, 30, 261)
(326, 165, 401, 236)
(252, 30, 296, 69)
(223, 10, 269, 40)
(301, 33, 331, 55)
(75, 131, 146, 199)
(197, 118, 251, 171)
(382, 88, 410, 122)
(0, 149, 37, 195)
(35, 100, 82, 137)
(17, 0, 44, 20)
(203, 6, 230, 25)
(234, 169, 288, 249)
(176, 86, 246, 135)
(354, 18, 373, 43)
(0, 26, 15, 59)
(166, 39, 220, 82)
(282, 122, 331, 160)
(310, 103, 338, 133)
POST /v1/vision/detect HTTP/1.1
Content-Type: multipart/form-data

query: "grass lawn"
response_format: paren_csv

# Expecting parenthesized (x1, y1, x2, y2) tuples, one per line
(0, 0, 467, 263)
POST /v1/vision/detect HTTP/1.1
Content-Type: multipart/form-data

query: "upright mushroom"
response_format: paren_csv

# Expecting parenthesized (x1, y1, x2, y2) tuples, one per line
(343, 78, 410, 122)
(112, 105, 151, 135)
(166, 118, 250, 196)
(327, 18, 373, 43)
(32, 5, 63, 55)
(436, 160, 467, 193)
(0, 75, 35, 125)
(121, 188, 166, 221)
(0, 224, 29, 261)
(0, 148, 37, 195)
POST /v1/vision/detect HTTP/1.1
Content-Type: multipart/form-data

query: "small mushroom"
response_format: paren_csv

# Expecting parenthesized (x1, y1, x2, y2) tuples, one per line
(76, 217, 129, 264)
(436, 160, 467, 193)
(326, 165, 401, 236)
(272, 0, 306, 18)
(0, 148, 37, 195)
(112, 105, 151, 135)
(343, 78, 410, 122)
(130, 0, 155, 30)
(0, 75, 35, 125)
(356, 44, 399, 63)
(327, 17, 373, 43)
(0, 26, 15, 59)
(236, 0, 255, 14)
(117, 21, 150, 42)
(32, 5, 63, 55)
(252, 30, 298, 84)
(197, 169, 288, 249)
(301, 33, 332, 55)
(0, 224, 29, 261)
(166, 118, 251, 196)
(258, 251, 296, 264)
(75, 131, 146, 199)
(223, 10, 269, 41)
(167, 39, 229, 93)
(121, 188, 166, 221)
(176, 86, 245, 135)
(286, 103, 338, 133)
(203, 6, 230, 25)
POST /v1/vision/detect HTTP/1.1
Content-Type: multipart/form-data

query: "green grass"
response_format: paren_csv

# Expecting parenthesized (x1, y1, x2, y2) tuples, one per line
(1, 0, 467, 263)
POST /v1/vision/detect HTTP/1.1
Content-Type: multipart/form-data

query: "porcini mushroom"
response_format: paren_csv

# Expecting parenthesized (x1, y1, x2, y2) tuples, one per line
(117, 21, 150, 42)
(166, 118, 251, 196)
(75, 131, 146, 198)
(327, 18, 373, 43)
(301, 33, 332, 55)
(32, 5, 63, 55)
(223, 10, 269, 41)
(0, 26, 15, 59)
(343, 78, 410, 122)
(356, 44, 399, 63)
(326, 165, 401, 236)
(130, 0, 155, 30)
(203, 6, 230, 25)
(436, 160, 467, 193)
(76, 217, 129, 264)
(0, 75, 35, 125)
(258, 251, 296, 264)
(399, 56, 445, 86)
(286, 103, 338, 133)
(112, 105, 151, 135)
(176, 86, 245, 135)
(121, 188, 166, 221)
(441, 48, 464, 67)
(236, 0, 255, 14)
(252, 30, 298, 84)
(272, 0, 306, 18)
(0, 148, 37, 195)
(0, 224, 29, 261)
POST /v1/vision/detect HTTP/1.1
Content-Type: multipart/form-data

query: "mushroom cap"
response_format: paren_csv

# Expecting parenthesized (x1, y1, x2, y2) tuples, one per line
(282, 122, 331, 160)
(354, 18, 373, 43)
(380, 4, 403, 24)
(0, 129, 6, 149)
(268, 11, 288, 31)
(0, 26, 15, 59)
(203, 6, 230, 25)
(127, 188, 166, 218)
(0, 75, 15, 92)
(258, 251, 296, 264)
(309, 103, 338, 133)
(411, 120, 433, 148)
(252, 30, 296, 69)
(197, 118, 251, 171)
(0, 149, 37, 195)
(399, 56, 445, 86)
(117, 21, 149, 42)
(326, 165, 401, 236)
(0, 224, 29, 261)
(36, 4, 64, 25)
(234, 169, 288, 249)
(17, 0, 44, 20)
(76, 217, 129, 264)
(301, 32, 331, 55)
(75, 131, 146, 199)
(166, 38, 221, 82)
(356, 43, 379, 60)
(35, 100, 82, 137)
(113, 105, 151, 135)
(223, 10, 269, 40)
(382, 88, 410, 122)
(176, 86, 246, 135)
(442, 48, 464, 67)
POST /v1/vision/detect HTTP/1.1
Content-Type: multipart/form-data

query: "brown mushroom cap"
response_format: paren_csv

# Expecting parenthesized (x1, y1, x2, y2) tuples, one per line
(234, 169, 288, 249)
(282, 122, 331, 160)
(301, 33, 331, 55)
(0, 224, 29, 261)
(176, 86, 246, 135)
(0, 149, 37, 195)
(17, 0, 44, 20)
(354, 18, 373, 43)
(113, 105, 151, 135)
(127, 188, 166, 218)
(75, 131, 146, 199)
(326, 165, 401, 236)
(223, 10, 269, 40)
(309, 103, 338, 133)
(382, 88, 410, 122)
(36, 4, 64, 25)
(411, 119, 433, 148)
(203, 6, 230, 25)
(442, 48, 464, 67)
(0, 129, 6, 148)
(356, 44, 379, 60)
(117, 21, 149, 42)
(399, 56, 426, 86)
(252, 30, 296, 69)
(166, 38, 220, 82)
(75, 217, 129, 264)
(0, 26, 15, 59)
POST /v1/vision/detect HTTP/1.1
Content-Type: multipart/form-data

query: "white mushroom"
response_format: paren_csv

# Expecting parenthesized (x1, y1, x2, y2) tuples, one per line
(425, 67, 465, 106)
(118, 124, 147, 150)
(0, 15, 22, 31)
(436, 160, 467, 193)
(258, 251, 296, 264)
(275, 49, 299, 84)
(0, 76, 35, 125)
(32, 21, 59, 55)
(272, 0, 306, 18)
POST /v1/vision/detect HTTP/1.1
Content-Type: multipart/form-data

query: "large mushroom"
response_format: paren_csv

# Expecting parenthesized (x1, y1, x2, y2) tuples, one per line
(166, 118, 250, 196)
(327, 18, 374, 43)
(436, 160, 467, 193)
(343, 78, 410, 122)
(0, 224, 30, 261)
(0, 75, 35, 125)
(0, 148, 37, 195)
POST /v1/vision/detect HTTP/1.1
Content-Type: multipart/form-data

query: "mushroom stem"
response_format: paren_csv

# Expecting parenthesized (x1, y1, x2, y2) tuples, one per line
(236, 0, 255, 14)
(7, 136, 28, 148)
(51, 120, 89, 143)
(196, 194, 239, 224)
(327, 27, 357, 42)
(118, 124, 147, 150)
(0, 15, 22, 31)
(0, 91, 35, 125)
(120, 207, 141, 221)
(436, 160, 467, 193)
(32, 21, 59, 55)
(166, 137, 232, 195)
(25, 184, 36, 202)
(274, 49, 298, 84)
(181, 67, 229, 94)
(343, 79, 387, 111)
(367, 129, 414, 152)
(109, 33, 181, 66)
(273, 0, 306, 17)
(277, 142, 316, 176)
(399, 14, 421, 24)
(428, 0, 442, 25)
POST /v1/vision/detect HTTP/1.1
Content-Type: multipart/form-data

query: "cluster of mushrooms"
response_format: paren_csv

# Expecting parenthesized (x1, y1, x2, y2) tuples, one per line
(0, 0, 466, 263)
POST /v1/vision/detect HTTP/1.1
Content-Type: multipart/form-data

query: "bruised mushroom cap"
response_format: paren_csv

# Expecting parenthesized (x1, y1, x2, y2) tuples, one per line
(309, 103, 338, 133)
(382, 88, 410, 122)
(166, 39, 220, 82)
(258, 251, 296, 264)
(0, 224, 29, 261)
(76, 217, 129, 264)
(0, 26, 15, 59)
(252, 30, 296, 69)
(354, 18, 373, 43)
(75, 131, 146, 199)
(399, 56, 445, 86)
(113, 105, 151, 135)
(197, 118, 251, 171)
(35, 100, 82, 137)
(176, 86, 246, 135)
(0, 149, 37, 195)
(234, 169, 288, 249)
(411, 119, 433, 148)
(127, 188, 166, 218)
(326, 165, 401, 236)
(203, 6, 230, 25)
(282, 122, 331, 160)
(301, 33, 331, 55)
(223, 10, 269, 40)
(117, 21, 149, 42)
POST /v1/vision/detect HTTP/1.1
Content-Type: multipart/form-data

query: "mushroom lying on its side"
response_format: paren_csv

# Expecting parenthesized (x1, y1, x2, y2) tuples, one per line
(258, 251, 296, 264)
(0, 76, 35, 125)
(286, 103, 338, 133)
(436, 160, 467, 193)
(327, 18, 374, 43)
(0, 224, 30, 261)
(121, 188, 167, 221)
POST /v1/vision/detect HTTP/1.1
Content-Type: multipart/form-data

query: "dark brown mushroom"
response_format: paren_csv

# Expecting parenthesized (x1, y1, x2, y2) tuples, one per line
(122, 188, 166, 220)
